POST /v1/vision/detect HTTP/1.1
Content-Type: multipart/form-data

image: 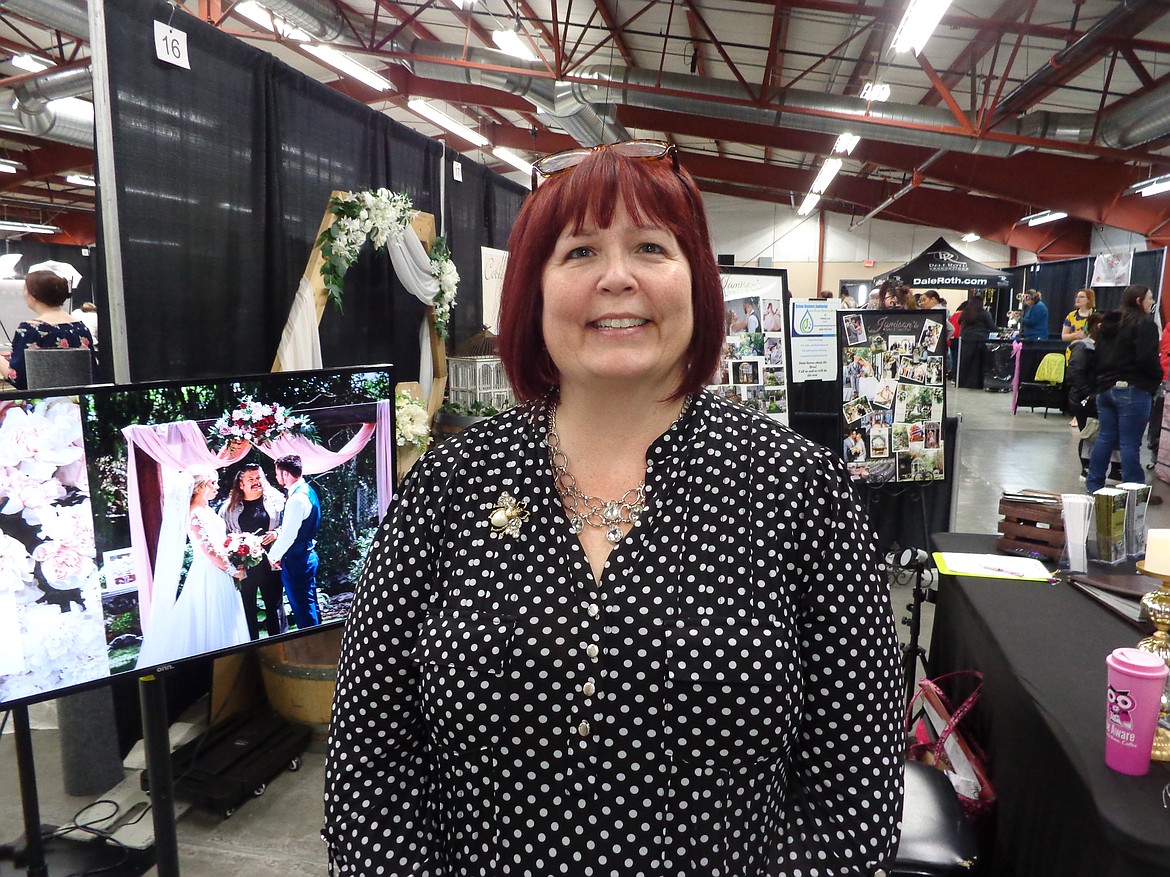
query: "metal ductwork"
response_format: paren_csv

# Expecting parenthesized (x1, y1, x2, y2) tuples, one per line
(13, 96, 93, 147)
(13, 65, 92, 112)
(991, 0, 1170, 125)
(0, 66, 94, 148)
(573, 65, 1017, 158)
(401, 39, 629, 146)
(0, 0, 88, 38)
(257, 0, 343, 43)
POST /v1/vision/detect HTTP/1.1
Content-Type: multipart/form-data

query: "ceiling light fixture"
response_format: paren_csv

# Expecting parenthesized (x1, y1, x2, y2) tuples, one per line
(0, 159, 22, 174)
(1022, 209, 1068, 227)
(860, 82, 890, 102)
(65, 173, 95, 186)
(0, 221, 60, 234)
(234, 1, 311, 41)
(1127, 173, 1170, 197)
(407, 99, 490, 147)
(961, 232, 980, 243)
(810, 158, 843, 194)
(833, 133, 860, 155)
(491, 146, 532, 176)
(891, 0, 953, 55)
(492, 28, 536, 61)
(12, 54, 51, 73)
(797, 192, 820, 216)
(303, 45, 393, 91)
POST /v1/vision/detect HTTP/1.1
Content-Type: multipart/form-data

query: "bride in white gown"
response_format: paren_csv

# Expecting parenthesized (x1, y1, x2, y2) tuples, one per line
(136, 467, 251, 669)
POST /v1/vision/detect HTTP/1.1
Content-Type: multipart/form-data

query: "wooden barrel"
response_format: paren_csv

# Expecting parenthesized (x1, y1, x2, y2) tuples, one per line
(258, 625, 343, 739)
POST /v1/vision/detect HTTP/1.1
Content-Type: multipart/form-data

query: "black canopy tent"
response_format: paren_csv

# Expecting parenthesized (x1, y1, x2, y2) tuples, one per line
(874, 237, 1012, 291)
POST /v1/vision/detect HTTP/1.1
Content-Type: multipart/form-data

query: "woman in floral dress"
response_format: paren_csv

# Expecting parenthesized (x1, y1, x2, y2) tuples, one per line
(0, 269, 96, 390)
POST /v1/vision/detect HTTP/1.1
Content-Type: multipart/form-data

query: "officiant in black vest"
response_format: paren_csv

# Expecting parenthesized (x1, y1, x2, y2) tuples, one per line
(219, 462, 286, 639)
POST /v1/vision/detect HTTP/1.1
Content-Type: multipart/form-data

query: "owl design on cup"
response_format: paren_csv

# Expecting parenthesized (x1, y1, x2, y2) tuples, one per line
(1107, 685, 1135, 730)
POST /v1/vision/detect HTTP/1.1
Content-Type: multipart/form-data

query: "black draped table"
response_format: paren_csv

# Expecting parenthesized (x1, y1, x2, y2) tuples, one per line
(929, 532, 1170, 877)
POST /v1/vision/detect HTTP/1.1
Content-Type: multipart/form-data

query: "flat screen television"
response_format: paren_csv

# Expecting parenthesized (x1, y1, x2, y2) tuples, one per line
(0, 365, 395, 710)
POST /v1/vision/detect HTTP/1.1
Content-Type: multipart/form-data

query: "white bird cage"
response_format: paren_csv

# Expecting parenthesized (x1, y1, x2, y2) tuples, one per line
(446, 355, 515, 411)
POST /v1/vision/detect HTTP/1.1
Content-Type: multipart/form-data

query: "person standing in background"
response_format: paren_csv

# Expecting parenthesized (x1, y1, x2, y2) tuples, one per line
(1085, 285, 1161, 494)
(0, 270, 96, 390)
(1020, 289, 1050, 340)
(1062, 288, 1095, 342)
(957, 295, 995, 388)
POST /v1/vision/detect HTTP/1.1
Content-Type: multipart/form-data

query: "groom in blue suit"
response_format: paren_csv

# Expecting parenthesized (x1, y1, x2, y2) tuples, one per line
(268, 455, 322, 629)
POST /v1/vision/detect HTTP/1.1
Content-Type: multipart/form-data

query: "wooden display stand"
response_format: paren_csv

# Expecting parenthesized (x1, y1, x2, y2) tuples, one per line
(997, 490, 1065, 561)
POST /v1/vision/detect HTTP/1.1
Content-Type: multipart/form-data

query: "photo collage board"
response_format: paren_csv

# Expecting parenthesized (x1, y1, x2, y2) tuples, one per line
(839, 309, 947, 484)
(708, 269, 790, 425)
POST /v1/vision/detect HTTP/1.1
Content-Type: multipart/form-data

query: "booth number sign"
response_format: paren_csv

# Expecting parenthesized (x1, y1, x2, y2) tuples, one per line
(154, 20, 191, 70)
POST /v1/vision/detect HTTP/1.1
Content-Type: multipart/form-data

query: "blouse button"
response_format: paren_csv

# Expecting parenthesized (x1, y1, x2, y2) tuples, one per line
(587, 603, 600, 617)
(577, 720, 590, 736)
(586, 644, 600, 659)
(582, 681, 595, 696)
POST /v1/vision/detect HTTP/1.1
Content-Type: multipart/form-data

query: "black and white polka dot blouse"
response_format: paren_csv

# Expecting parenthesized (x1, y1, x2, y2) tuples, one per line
(324, 390, 904, 876)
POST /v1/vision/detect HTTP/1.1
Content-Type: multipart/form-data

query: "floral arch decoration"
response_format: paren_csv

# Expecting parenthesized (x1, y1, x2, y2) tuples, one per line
(274, 189, 456, 418)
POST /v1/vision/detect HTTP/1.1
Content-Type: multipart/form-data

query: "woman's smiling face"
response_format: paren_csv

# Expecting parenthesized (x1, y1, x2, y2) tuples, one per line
(540, 201, 693, 397)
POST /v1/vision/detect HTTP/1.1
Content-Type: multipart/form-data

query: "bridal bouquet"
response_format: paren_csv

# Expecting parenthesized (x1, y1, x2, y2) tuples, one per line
(223, 532, 265, 573)
(208, 396, 315, 450)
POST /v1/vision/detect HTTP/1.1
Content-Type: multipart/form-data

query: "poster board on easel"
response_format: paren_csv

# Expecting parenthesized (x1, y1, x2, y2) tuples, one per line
(839, 309, 948, 485)
(709, 267, 790, 425)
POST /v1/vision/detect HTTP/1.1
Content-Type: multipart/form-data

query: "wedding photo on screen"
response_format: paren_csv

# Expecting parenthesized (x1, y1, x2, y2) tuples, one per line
(0, 366, 396, 710)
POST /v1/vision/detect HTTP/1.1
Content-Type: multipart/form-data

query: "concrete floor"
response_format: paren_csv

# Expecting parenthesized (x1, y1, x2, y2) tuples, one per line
(2, 385, 1165, 876)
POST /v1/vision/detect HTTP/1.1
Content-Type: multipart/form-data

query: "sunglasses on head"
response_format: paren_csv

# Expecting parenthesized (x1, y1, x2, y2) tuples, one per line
(530, 139, 679, 189)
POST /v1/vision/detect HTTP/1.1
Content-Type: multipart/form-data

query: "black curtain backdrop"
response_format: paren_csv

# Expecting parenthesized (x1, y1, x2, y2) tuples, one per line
(103, 0, 526, 382)
(1011, 249, 1166, 336)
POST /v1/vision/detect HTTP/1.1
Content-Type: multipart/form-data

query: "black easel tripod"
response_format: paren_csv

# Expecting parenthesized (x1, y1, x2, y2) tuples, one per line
(7, 675, 180, 877)
(893, 547, 934, 706)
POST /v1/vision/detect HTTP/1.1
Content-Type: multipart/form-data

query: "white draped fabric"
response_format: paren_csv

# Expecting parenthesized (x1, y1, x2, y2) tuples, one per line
(122, 422, 232, 627)
(275, 276, 324, 371)
(133, 469, 192, 651)
(277, 222, 439, 402)
(124, 400, 393, 628)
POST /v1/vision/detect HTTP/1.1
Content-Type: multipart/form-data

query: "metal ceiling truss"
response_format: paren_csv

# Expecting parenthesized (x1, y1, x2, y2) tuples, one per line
(9, 0, 1170, 253)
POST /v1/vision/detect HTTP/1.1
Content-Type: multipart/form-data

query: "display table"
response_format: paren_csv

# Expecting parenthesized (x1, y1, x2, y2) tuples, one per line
(929, 532, 1170, 877)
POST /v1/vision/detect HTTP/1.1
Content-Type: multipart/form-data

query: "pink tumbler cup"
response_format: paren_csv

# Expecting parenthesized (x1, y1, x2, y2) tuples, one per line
(1105, 647, 1168, 775)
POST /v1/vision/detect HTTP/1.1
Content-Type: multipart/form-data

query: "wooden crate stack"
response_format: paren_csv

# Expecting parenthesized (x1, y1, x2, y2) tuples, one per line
(996, 490, 1065, 560)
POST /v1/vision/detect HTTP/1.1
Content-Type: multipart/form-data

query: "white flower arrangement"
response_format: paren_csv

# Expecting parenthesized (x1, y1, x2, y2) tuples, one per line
(316, 189, 458, 340)
(395, 391, 430, 452)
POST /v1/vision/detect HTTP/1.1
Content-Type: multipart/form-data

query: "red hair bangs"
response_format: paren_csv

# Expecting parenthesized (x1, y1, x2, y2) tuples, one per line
(497, 149, 724, 403)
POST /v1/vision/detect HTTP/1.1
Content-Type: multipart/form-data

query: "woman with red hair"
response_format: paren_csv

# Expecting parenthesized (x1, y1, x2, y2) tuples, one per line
(325, 142, 902, 876)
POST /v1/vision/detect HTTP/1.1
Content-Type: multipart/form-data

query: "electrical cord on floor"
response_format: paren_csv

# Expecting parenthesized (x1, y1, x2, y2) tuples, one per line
(46, 798, 137, 877)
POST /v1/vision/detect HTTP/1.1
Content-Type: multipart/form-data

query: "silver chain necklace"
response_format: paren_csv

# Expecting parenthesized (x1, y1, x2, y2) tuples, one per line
(545, 397, 689, 545)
